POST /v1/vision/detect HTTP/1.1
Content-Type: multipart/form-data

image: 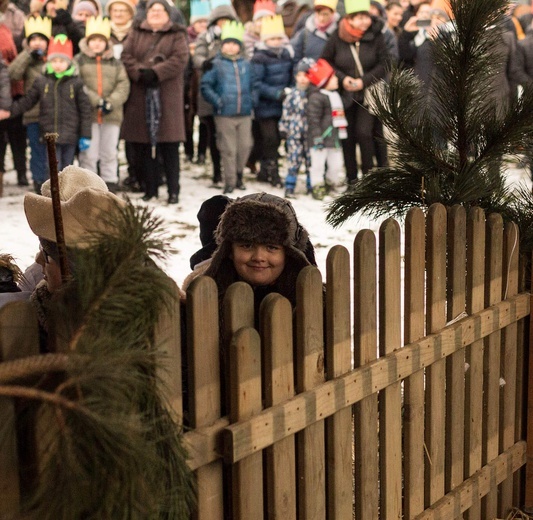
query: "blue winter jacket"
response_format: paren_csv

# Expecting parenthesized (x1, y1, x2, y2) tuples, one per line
(201, 53, 254, 117)
(251, 43, 294, 119)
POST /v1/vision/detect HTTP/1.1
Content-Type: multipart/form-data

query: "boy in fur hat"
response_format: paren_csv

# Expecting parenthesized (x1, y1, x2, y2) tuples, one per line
(75, 16, 130, 192)
(0, 34, 92, 171)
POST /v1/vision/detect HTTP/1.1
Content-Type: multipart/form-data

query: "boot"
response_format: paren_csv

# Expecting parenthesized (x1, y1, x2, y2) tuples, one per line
(33, 181, 42, 194)
(268, 160, 283, 188)
(17, 172, 29, 187)
(236, 172, 246, 190)
(257, 160, 270, 183)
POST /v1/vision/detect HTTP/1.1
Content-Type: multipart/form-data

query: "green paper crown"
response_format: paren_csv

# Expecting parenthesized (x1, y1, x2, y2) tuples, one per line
(344, 0, 370, 14)
(221, 20, 245, 43)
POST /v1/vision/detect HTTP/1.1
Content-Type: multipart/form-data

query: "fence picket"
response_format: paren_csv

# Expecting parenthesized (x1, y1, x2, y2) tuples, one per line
(425, 204, 447, 507)
(325, 245, 353, 519)
(378, 218, 402, 519)
(465, 207, 486, 520)
(261, 293, 297, 520)
(353, 229, 379, 519)
(295, 266, 326, 520)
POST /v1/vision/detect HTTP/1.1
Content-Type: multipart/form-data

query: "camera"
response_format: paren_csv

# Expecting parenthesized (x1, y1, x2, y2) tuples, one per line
(416, 18, 432, 28)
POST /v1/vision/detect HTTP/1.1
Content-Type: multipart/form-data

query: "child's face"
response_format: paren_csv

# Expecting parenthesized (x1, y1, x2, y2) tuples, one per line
(295, 71, 310, 89)
(49, 57, 69, 73)
(265, 36, 283, 47)
(221, 41, 241, 56)
(28, 35, 48, 51)
(324, 74, 338, 91)
(216, 17, 230, 28)
(231, 242, 286, 287)
(193, 19, 207, 34)
(87, 35, 107, 54)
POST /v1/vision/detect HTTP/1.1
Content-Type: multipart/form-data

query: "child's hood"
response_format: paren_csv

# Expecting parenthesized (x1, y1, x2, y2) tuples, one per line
(77, 37, 114, 60)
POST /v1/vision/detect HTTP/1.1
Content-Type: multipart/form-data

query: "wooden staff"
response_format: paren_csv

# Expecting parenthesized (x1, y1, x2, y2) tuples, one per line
(44, 133, 70, 282)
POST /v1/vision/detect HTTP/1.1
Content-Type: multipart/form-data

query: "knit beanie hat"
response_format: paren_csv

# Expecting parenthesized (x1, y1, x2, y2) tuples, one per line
(253, 0, 276, 21)
(207, 3, 237, 26)
(296, 57, 315, 74)
(105, 0, 135, 17)
(47, 34, 73, 62)
(146, 0, 172, 16)
(73, 0, 98, 16)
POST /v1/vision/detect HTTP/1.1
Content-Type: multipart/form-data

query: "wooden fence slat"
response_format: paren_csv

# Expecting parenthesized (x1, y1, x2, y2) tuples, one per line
(261, 293, 297, 520)
(187, 276, 224, 520)
(378, 219, 402, 519)
(482, 213, 503, 519)
(465, 207, 486, 520)
(222, 293, 529, 464)
(295, 266, 326, 520)
(404, 207, 426, 517)
(446, 205, 466, 495)
(525, 285, 533, 509)
(425, 204, 447, 507)
(499, 222, 519, 517)
(353, 229, 379, 519)
(229, 327, 264, 520)
(325, 245, 353, 519)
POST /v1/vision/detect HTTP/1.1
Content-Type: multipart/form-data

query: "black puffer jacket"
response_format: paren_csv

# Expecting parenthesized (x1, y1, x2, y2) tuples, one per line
(11, 68, 92, 144)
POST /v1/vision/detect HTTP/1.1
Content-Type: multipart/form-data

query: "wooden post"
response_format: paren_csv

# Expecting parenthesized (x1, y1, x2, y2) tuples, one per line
(524, 251, 533, 510)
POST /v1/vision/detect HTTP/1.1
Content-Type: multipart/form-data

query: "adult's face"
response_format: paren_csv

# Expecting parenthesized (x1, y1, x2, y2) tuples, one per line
(37, 248, 62, 293)
(146, 2, 170, 30)
(231, 243, 286, 287)
(386, 5, 404, 28)
(45, 0, 56, 17)
(347, 12, 372, 32)
(314, 7, 334, 26)
(109, 2, 133, 25)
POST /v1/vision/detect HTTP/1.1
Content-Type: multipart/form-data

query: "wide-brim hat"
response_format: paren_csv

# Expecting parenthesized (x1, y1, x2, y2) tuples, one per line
(24, 187, 126, 248)
(40, 165, 108, 200)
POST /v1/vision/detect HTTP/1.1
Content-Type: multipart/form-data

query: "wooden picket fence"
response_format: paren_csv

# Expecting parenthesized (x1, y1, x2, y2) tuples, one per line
(0, 203, 531, 519)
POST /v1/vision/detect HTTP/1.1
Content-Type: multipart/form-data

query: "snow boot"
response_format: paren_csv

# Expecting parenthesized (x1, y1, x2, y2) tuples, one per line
(269, 161, 283, 188)
(257, 160, 270, 183)
(236, 172, 246, 190)
(17, 172, 29, 186)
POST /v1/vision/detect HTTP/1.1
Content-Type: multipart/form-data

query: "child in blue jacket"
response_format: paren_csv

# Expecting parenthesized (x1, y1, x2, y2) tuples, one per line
(201, 21, 253, 194)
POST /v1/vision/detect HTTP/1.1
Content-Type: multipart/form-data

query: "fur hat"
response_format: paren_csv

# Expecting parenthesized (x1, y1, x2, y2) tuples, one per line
(24, 187, 126, 248)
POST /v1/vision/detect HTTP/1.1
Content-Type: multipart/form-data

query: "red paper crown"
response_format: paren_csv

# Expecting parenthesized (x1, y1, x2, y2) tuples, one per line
(47, 34, 73, 60)
(306, 58, 335, 88)
(253, 0, 276, 17)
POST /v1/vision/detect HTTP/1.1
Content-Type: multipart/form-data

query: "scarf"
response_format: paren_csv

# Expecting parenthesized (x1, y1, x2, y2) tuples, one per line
(338, 17, 364, 43)
(320, 89, 348, 140)
(46, 63, 75, 78)
(111, 19, 132, 42)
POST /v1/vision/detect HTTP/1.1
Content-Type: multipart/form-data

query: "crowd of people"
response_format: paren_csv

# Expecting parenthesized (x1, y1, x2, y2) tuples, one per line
(0, 0, 530, 202)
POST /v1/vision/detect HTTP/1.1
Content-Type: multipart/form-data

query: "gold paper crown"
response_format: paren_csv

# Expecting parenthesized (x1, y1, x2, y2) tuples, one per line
(24, 16, 52, 40)
(221, 20, 245, 43)
(260, 14, 285, 41)
(85, 16, 111, 40)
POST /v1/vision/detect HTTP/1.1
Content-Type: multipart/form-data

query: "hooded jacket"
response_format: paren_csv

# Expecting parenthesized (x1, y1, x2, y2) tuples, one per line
(290, 11, 340, 63)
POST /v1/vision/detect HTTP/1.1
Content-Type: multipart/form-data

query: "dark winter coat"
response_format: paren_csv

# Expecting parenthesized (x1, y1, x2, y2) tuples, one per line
(517, 33, 533, 84)
(10, 68, 92, 144)
(320, 18, 388, 109)
(306, 85, 340, 149)
(0, 59, 12, 110)
(251, 42, 294, 119)
(200, 53, 253, 117)
(121, 19, 188, 143)
(290, 12, 339, 64)
(75, 38, 130, 126)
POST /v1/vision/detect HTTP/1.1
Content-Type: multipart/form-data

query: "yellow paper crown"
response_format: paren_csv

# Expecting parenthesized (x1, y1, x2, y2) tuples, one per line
(24, 16, 52, 40)
(314, 0, 338, 11)
(260, 14, 285, 41)
(221, 20, 245, 43)
(85, 16, 111, 40)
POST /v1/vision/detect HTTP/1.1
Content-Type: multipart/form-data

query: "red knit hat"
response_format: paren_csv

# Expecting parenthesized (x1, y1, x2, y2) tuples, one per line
(306, 58, 335, 88)
(47, 34, 73, 61)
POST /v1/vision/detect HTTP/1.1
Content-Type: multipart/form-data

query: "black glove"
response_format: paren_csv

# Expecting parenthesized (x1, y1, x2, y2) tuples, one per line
(97, 98, 113, 115)
(30, 48, 45, 60)
(139, 68, 159, 87)
(202, 58, 214, 72)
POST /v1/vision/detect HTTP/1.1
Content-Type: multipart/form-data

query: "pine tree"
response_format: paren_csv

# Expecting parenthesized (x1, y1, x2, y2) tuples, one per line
(326, 0, 533, 252)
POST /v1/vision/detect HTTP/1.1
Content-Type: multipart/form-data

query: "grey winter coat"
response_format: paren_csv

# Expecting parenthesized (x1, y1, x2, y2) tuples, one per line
(7, 46, 39, 123)
(306, 86, 340, 149)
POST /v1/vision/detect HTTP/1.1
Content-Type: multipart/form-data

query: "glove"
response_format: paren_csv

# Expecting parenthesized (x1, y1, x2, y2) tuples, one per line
(97, 98, 113, 115)
(313, 137, 324, 150)
(78, 137, 91, 152)
(30, 48, 45, 60)
(278, 89, 287, 102)
(202, 58, 214, 72)
(139, 68, 159, 87)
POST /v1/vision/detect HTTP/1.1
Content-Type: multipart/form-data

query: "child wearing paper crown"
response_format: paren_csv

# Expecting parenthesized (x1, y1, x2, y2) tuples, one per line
(251, 14, 293, 188)
(200, 21, 253, 194)
(306, 58, 347, 200)
(278, 57, 313, 199)
(0, 34, 92, 171)
(8, 16, 52, 194)
(75, 16, 130, 191)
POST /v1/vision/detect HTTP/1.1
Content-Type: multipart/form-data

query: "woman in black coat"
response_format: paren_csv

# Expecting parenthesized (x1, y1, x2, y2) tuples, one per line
(321, 0, 388, 181)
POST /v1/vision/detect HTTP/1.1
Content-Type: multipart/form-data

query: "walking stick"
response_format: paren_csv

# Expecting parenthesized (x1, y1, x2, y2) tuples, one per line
(44, 133, 70, 282)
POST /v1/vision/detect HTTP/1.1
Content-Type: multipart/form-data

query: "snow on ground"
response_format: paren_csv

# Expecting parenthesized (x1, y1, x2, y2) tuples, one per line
(1, 153, 531, 289)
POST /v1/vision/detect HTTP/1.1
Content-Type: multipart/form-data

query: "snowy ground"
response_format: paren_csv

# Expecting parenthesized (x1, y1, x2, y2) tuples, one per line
(1, 152, 531, 289)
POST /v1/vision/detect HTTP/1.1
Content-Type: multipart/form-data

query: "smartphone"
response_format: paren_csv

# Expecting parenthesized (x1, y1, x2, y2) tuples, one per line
(416, 18, 432, 28)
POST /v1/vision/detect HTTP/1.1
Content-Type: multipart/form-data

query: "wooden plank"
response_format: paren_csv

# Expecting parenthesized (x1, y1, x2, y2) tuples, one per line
(186, 276, 224, 520)
(524, 285, 533, 509)
(425, 203, 447, 507)
(499, 222, 519, 517)
(414, 440, 526, 520)
(465, 207, 486, 520)
(261, 293, 296, 520)
(481, 213, 503, 519)
(378, 218, 402, 519)
(404, 207, 426, 517)
(446, 205, 466, 494)
(325, 245, 353, 519)
(353, 229, 378, 519)
(222, 293, 529, 464)
(295, 266, 326, 520)
(183, 417, 230, 471)
(229, 327, 264, 520)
